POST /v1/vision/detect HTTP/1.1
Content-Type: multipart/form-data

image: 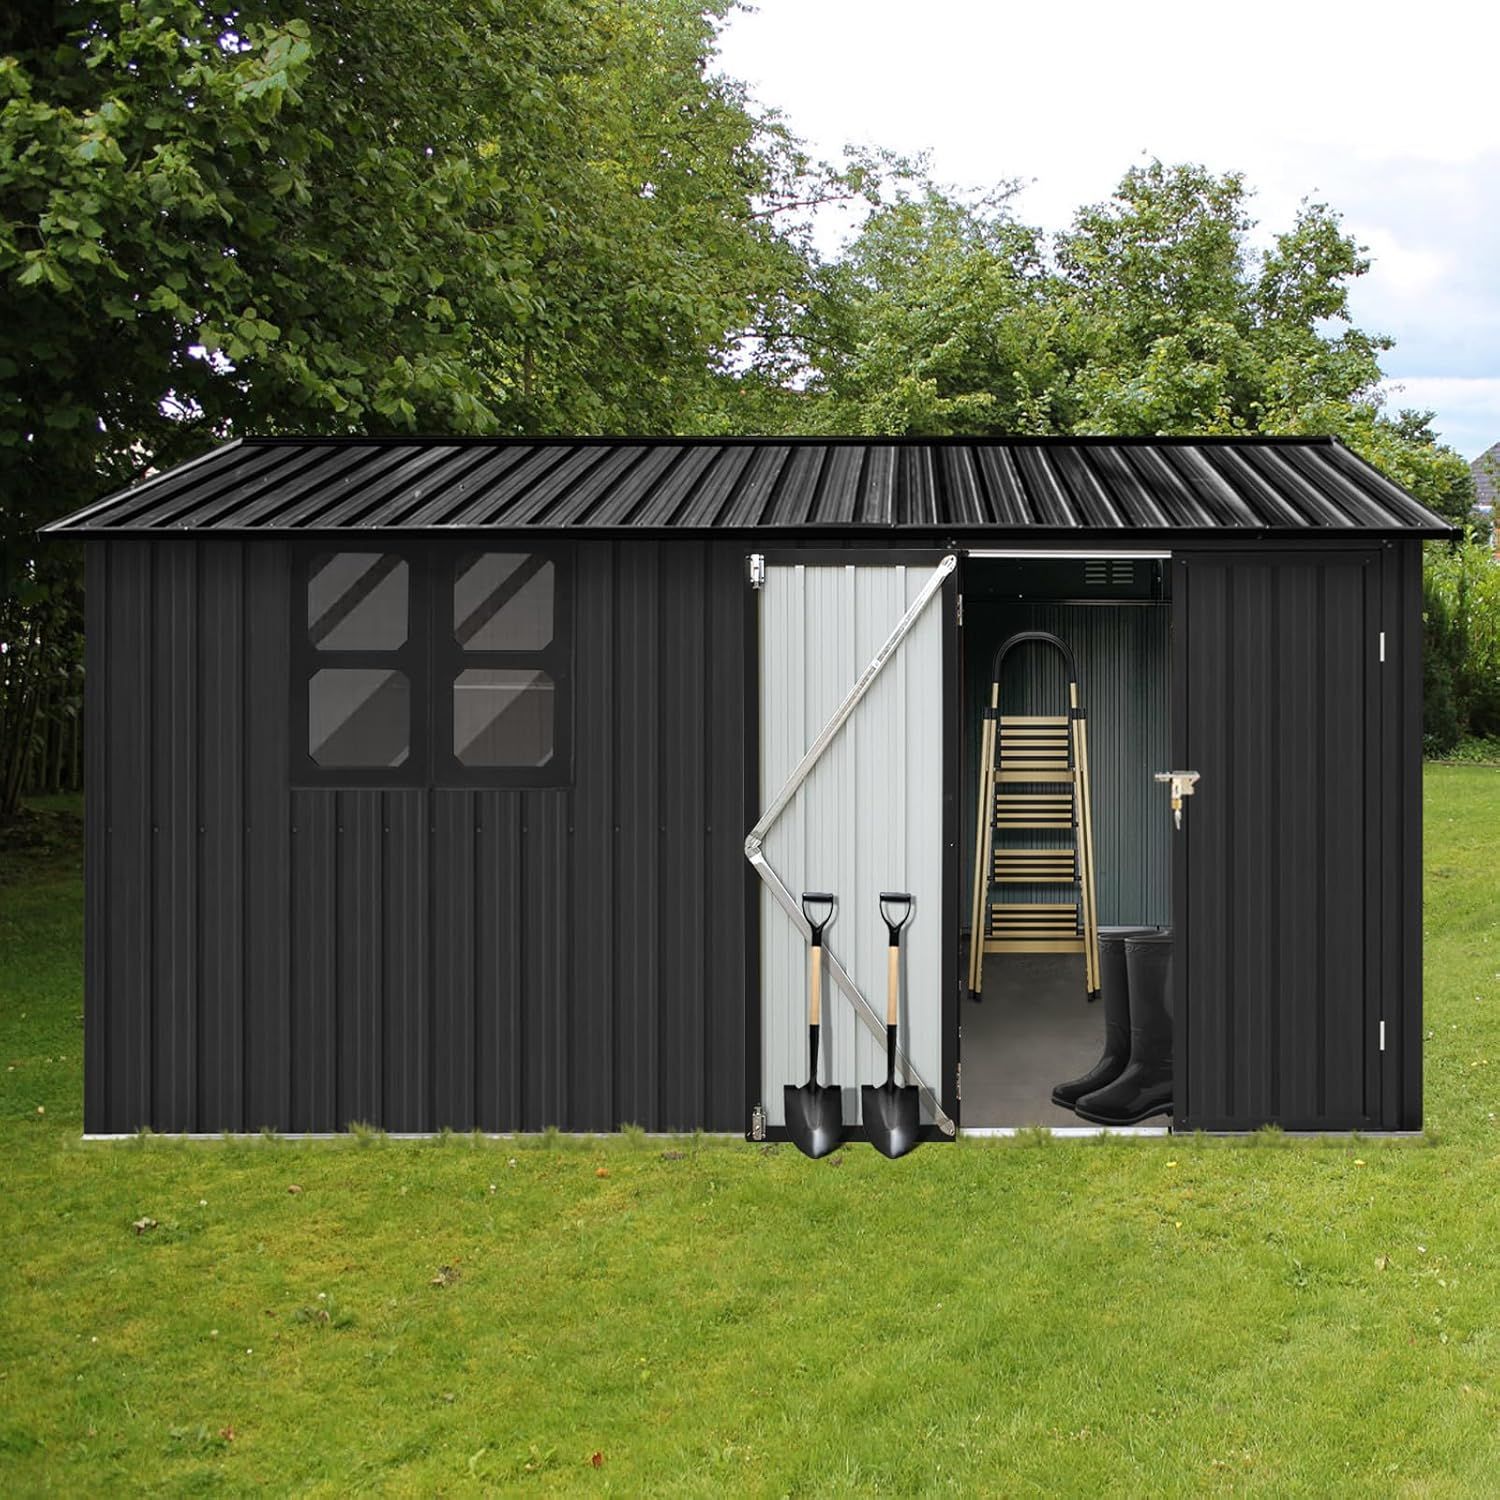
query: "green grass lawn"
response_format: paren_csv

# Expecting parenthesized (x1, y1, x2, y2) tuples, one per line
(2, 772, 1498, 1496)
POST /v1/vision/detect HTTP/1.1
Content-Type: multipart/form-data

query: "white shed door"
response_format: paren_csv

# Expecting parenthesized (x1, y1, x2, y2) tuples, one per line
(751, 557, 955, 1133)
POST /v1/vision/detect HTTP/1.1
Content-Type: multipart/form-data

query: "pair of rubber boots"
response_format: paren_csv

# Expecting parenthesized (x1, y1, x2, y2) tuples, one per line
(1052, 926, 1172, 1125)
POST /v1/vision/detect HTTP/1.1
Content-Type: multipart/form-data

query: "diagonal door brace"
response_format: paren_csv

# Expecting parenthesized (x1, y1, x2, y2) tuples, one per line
(745, 554, 958, 1135)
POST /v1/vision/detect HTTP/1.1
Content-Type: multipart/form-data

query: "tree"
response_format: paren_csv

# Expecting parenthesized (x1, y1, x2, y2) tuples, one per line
(788, 161, 1475, 528)
(0, 0, 833, 816)
(793, 185, 1059, 435)
(1424, 537, 1500, 746)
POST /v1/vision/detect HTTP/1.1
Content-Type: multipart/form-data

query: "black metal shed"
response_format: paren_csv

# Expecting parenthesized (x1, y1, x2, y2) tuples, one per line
(46, 435, 1452, 1137)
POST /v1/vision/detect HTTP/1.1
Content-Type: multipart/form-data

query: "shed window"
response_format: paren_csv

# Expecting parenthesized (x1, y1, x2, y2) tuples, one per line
(293, 544, 571, 787)
(455, 552, 554, 650)
(454, 669, 555, 766)
(438, 550, 570, 781)
(308, 553, 408, 650)
(309, 669, 410, 767)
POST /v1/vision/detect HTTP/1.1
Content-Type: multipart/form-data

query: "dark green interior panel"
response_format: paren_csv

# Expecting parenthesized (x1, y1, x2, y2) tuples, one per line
(962, 575, 1171, 930)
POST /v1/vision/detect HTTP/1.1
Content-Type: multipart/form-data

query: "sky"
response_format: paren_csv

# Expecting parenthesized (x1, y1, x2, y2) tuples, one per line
(717, 0, 1500, 463)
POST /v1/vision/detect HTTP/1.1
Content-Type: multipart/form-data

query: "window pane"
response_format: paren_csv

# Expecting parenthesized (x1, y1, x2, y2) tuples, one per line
(309, 553, 408, 650)
(454, 669, 554, 766)
(454, 552, 554, 650)
(309, 669, 410, 767)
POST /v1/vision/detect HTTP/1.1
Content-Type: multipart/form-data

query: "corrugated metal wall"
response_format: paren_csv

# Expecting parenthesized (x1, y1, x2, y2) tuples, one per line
(1172, 544, 1422, 1131)
(963, 602, 1171, 927)
(81, 533, 1424, 1136)
(757, 563, 948, 1128)
(84, 538, 750, 1134)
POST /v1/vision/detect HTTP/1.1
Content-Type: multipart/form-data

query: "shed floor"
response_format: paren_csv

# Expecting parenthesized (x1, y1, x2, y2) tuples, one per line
(961, 951, 1109, 1128)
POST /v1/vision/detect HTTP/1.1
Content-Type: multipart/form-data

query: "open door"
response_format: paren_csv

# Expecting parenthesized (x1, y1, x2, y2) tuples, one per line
(746, 552, 959, 1142)
(1173, 550, 1383, 1131)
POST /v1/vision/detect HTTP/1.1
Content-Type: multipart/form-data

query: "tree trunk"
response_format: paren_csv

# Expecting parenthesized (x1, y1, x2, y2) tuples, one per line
(0, 627, 42, 821)
(70, 672, 82, 792)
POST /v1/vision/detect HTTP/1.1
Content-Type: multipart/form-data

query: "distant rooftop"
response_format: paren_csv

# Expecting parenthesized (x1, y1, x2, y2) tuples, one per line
(1472, 440, 1499, 511)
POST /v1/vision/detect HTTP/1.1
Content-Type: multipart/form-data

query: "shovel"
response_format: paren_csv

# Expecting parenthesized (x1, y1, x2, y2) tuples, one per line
(785, 892, 842, 1159)
(863, 892, 920, 1159)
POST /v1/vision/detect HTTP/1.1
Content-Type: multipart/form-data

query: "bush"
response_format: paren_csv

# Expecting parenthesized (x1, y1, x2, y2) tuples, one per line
(1424, 541, 1500, 752)
(1438, 736, 1500, 766)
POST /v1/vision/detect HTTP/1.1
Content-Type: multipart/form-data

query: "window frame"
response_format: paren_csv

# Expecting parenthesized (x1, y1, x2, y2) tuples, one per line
(290, 542, 574, 790)
(293, 548, 429, 788)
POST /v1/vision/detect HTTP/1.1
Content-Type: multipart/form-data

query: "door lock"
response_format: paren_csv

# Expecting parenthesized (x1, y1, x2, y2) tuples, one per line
(1155, 770, 1200, 829)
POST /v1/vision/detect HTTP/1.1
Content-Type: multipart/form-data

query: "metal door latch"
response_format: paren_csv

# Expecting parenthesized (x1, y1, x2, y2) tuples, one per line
(1155, 770, 1200, 829)
(748, 553, 766, 590)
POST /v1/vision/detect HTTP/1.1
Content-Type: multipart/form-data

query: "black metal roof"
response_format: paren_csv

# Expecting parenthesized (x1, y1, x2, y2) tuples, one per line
(44, 434, 1456, 537)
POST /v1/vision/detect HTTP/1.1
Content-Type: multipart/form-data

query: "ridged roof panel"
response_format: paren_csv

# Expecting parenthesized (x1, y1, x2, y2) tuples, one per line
(45, 435, 1456, 535)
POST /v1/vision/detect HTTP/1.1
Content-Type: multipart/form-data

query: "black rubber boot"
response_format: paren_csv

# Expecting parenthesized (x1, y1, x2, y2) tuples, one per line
(1050, 926, 1157, 1111)
(1075, 930, 1173, 1125)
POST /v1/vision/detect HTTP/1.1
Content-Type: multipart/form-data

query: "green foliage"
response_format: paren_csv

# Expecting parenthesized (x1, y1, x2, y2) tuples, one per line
(1422, 569, 1465, 756)
(1, 1, 822, 509)
(795, 184, 1059, 435)
(1435, 735, 1500, 766)
(0, 0, 836, 816)
(1424, 541, 1500, 747)
(788, 160, 1475, 528)
(4, 772, 1500, 1490)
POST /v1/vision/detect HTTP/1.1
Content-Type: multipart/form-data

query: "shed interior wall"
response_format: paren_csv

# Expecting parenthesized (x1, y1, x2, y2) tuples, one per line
(961, 594, 1171, 929)
(958, 557, 1171, 1127)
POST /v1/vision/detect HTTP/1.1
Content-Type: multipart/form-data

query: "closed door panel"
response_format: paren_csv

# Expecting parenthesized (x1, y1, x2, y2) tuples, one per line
(1175, 551, 1381, 1131)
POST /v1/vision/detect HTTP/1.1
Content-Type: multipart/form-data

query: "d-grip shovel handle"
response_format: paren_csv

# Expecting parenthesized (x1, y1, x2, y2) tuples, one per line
(801, 892, 836, 1030)
(880, 892, 911, 1028)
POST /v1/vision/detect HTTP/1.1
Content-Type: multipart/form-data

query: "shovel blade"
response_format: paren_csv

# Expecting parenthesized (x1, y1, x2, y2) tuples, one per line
(784, 1082, 843, 1159)
(861, 1081, 921, 1159)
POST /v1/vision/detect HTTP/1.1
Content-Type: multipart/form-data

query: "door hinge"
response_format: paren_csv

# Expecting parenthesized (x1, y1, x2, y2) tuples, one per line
(1379, 630, 1386, 663)
(750, 1102, 766, 1140)
(1379, 1020, 1386, 1052)
(748, 553, 766, 590)
(956, 592, 964, 627)
(955, 1062, 962, 1102)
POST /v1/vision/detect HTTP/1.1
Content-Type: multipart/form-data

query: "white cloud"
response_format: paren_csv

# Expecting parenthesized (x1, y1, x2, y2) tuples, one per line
(1380, 378, 1500, 461)
(1346, 227, 1451, 301)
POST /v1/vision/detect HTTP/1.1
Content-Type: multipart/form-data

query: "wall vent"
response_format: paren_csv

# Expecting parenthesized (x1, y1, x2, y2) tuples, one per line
(1084, 560, 1137, 588)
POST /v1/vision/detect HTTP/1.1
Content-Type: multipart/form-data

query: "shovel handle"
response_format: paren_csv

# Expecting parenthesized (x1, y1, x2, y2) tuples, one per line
(879, 891, 912, 941)
(802, 891, 835, 1029)
(802, 891, 835, 945)
(881, 892, 910, 1026)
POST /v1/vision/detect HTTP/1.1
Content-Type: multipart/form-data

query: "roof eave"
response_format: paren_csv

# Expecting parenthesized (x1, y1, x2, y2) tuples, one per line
(39, 438, 245, 535)
(44, 520, 1460, 542)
